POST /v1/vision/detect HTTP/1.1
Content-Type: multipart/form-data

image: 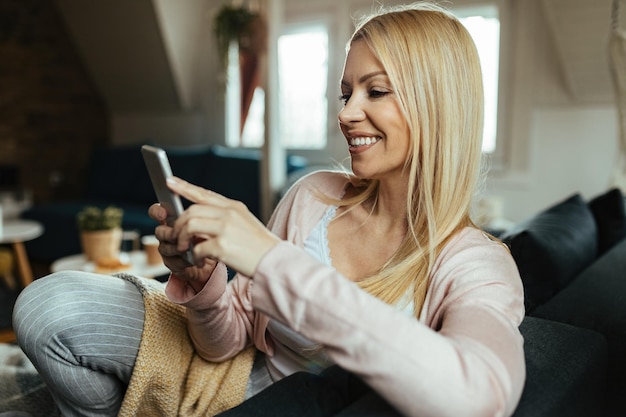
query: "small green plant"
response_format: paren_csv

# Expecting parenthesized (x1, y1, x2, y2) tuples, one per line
(77, 206, 123, 231)
(213, 5, 259, 67)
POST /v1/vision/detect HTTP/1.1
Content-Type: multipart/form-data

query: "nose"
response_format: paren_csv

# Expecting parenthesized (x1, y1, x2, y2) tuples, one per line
(338, 95, 366, 126)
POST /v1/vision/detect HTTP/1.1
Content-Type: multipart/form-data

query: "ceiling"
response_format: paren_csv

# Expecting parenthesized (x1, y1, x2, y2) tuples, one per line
(53, 0, 624, 113)
(54, 0, 221, 114)
(541, 0, 622, 103)
(55, 0, 180, 113)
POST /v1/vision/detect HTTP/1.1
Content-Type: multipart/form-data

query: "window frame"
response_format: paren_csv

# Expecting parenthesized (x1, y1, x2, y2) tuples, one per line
(277, 21, 330, 150)
(287, 0, 511, 169)
(279, 13, 342, 166)
(449, 0, 512, 171)
(232, 0, 511, 170)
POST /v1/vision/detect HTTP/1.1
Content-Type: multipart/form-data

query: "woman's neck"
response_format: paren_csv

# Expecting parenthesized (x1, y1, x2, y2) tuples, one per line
(354, 177, 409, 235)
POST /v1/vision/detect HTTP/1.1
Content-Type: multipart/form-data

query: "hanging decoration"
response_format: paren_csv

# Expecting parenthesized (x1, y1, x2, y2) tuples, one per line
(214, 5, 260, 68)
(213, 5, 266, 65)
(213, 2, 267, 135)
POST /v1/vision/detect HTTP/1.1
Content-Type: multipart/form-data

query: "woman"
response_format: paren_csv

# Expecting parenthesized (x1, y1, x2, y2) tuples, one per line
(13, 3, 525, 417)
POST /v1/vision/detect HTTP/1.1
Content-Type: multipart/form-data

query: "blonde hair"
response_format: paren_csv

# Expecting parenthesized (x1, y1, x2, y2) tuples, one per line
(334, 2, 485, 316)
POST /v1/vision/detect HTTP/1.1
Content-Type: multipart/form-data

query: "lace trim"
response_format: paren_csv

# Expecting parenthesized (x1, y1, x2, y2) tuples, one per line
(320, 205, 337, 266)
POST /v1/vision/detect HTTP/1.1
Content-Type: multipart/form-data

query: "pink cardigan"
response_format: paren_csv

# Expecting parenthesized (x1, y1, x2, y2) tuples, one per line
(166, 171, 526, 417)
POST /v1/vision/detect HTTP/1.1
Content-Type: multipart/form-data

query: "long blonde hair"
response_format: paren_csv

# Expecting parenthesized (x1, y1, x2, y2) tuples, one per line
(334, 3, 485, 316)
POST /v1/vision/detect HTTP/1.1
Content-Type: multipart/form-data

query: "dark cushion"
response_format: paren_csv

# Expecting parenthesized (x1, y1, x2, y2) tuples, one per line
(199, 145, 263, 218)
(131, 144, 214, 208)
(588, 188, 626, 254)
(84, 144, 145, 204)
(513, 316, 607, 417)
(531, 238, 626, 416)
(500, 194, 598, 312)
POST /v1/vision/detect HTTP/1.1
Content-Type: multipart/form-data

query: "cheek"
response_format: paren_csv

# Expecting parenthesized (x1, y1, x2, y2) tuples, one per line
(385, 100, 408, 130)
(381, 108, 411, 151)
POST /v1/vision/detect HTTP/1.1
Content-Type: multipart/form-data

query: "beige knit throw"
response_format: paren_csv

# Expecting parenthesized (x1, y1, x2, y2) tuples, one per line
(115, 273, 256, 417)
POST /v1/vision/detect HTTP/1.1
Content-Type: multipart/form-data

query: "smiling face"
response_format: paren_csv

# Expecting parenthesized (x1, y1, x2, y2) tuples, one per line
(338, 40, 411, 182)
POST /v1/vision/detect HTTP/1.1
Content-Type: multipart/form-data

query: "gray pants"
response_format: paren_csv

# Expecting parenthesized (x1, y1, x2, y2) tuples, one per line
(12, 271, 145, 417)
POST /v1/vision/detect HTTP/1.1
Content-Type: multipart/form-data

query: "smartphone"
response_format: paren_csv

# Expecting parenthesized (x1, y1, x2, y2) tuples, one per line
(141, 144, 194, 264)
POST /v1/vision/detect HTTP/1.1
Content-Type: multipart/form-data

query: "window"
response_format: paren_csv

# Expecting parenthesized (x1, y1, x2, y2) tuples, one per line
(240, 87, 265, 148)
(233, 25, 329, 149)
(278, 26, 329, 149)
(455, 5, 501, 154)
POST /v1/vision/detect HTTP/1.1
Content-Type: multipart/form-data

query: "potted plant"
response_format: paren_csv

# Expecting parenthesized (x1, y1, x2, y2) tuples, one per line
(213, 5, 263, 68)
(77, 206, 124, 263)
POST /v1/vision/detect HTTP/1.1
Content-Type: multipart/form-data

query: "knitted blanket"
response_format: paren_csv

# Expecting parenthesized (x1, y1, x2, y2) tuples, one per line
(117, 273, 256, 417)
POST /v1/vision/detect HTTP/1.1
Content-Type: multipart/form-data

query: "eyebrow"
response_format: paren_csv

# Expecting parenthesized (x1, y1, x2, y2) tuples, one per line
(341, 70, 388, 87)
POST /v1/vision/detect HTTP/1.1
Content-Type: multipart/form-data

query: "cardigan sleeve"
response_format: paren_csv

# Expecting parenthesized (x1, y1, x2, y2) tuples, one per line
(163, 261, 256, 361)
(162, 171, 348, 361)
(250, 228, 526, 417)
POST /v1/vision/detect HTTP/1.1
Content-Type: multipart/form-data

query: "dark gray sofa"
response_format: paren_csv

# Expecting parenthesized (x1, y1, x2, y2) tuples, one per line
(502, 188, 626, 417)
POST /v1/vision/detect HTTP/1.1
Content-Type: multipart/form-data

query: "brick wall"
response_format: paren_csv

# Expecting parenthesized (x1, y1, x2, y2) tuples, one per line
(0, 0, 108, 203)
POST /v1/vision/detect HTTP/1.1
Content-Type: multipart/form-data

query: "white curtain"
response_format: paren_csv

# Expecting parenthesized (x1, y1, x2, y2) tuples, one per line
(609, 0, 626, 191)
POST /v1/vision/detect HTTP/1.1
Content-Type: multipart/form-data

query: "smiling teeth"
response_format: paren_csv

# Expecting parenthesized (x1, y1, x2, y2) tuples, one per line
(350, 136, 381, 146)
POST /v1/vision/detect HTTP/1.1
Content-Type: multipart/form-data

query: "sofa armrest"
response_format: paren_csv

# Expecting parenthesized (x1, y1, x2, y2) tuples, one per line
(530, 237, 626, 416)
(513, 316, 607, 417)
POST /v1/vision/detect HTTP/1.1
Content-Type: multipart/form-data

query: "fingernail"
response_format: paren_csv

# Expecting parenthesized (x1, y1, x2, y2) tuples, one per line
(166, 177, 179, 186)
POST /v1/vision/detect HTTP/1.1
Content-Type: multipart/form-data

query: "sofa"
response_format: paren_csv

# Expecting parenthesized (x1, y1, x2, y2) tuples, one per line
(502, 188, 626, 417)
(20, 143, 307, 263)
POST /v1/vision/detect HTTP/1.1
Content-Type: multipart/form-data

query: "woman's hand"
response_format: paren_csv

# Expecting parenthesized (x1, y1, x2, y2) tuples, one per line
(148, 203, 219, 290)
(166, 176, 281, 277)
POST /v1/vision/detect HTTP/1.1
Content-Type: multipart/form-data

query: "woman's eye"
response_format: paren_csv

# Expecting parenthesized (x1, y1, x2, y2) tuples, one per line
(369, 89, 389, 98)
(339, 89, 388, 105)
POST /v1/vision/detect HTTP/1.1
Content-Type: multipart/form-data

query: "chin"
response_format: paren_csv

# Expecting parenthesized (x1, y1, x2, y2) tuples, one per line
(349, 167, 374, 181)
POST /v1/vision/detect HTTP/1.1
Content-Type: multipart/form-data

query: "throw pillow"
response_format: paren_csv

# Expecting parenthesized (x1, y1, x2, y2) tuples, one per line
(588, 188, 626, 255)
(500, 194, 598, 312)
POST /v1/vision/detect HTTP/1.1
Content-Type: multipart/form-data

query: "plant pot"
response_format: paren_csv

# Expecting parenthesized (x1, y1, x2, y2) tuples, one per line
(80, 227, 123, 263)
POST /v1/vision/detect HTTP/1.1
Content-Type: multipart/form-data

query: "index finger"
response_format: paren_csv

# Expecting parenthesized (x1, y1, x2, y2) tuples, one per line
(166, 176, 230, 207)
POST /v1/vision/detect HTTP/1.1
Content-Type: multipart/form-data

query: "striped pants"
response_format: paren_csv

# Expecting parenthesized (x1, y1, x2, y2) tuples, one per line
(12, 271, 145, 417)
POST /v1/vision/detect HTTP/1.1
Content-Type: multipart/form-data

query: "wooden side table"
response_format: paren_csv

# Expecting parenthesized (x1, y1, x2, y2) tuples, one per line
(0, 219, 44, 343)
(51, 250, 169, 279)
(0, 219, 44, 288)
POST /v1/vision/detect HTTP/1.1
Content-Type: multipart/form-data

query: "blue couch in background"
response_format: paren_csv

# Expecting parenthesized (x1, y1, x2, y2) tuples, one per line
(21, 144, 307, 263)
